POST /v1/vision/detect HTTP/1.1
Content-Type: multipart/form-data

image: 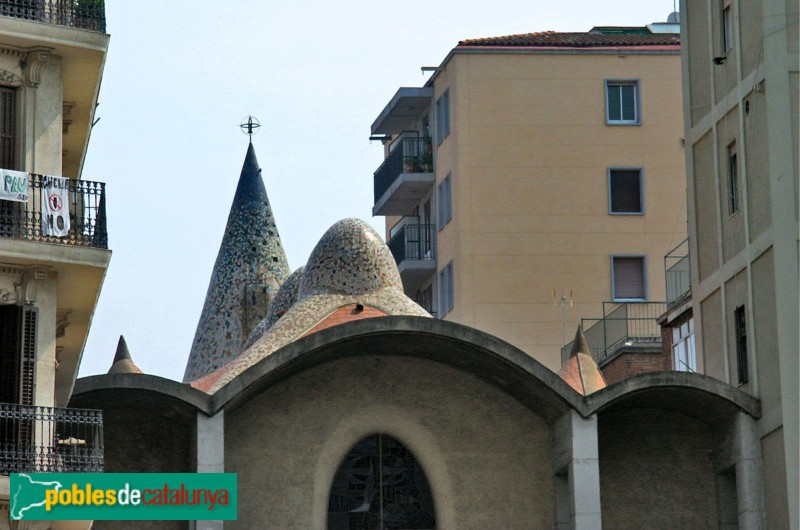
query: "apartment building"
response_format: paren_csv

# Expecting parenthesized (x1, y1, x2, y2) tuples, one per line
(370, 21, 687, 371)
(680, 0, 799, 527)
(0, 1, 109, 526)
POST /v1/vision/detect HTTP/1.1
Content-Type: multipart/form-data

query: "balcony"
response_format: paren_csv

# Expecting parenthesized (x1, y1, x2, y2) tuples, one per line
(0, 172, 108, 249)
(0, 402, 103, 474)
(665, 238, 690, 310)
(373, 137, 434, 216)
(561, 302, 667, 364)
(388, 223, 435, 293)
(0, 0, 106, 32)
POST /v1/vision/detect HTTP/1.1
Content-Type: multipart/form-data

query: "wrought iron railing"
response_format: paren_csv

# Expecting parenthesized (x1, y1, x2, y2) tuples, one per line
(561, 301, 667, 363)
(388, 224, 435, 264)
(665, 238, 690, 310)
(0, 173, 108, 248)
(0, 402, 103, 474)
(0, 0, 106, 32)
(374, 136, 434, 202)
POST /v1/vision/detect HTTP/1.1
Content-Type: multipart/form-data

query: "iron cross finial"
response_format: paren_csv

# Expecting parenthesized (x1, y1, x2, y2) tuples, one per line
(240, 115, 261, 140)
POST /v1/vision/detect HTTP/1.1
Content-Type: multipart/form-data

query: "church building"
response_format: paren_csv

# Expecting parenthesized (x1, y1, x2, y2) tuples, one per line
(71, 142, 766, 529)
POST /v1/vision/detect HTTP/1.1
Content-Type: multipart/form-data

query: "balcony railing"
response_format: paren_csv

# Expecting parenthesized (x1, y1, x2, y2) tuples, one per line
(561, 302, 667, 363)
(0, 0, 106, 32)
(0, 173, 108, 249)
(388, 224, 435, 264)
(374, 137, 433, 203)
(665, 238, 691, 310)
(0, 402, 103, 474)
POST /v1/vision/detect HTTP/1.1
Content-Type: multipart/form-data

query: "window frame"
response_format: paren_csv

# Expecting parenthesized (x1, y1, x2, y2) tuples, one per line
(672, 317, 696, 372)
(605, 80, 640, 125)
(726, 141, 739, 215)
(607, 167, 644, 215)
(721, 2, 733, 54)
(610, 255, 648, 302)
(438, 261, 454, 317)
(734, 305, 748, 385)
(434, 89, 450, 144)
(436, 173, 452, 230)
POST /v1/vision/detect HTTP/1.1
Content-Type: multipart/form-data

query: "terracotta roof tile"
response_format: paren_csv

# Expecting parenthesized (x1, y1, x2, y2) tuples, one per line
(458, 31, 679, 48)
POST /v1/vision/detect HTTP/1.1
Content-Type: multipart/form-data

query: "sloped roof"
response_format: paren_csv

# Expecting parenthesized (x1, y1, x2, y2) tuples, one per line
(458, 31, 679, 48)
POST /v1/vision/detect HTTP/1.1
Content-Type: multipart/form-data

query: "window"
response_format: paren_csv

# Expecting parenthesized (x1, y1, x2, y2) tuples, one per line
(606, 81, 639, 124)
(672, 318, 696, 372)
(327, 434, 436, 529)
(436, 174, 452, 229)
(438, 261, 454, 316)
(727, 141, 739, 214)
(435, 89, 450, 144)
(608, 168, 643, 213)
(0, 86, 16, 169)
(721, 3, 733, 53)
(734, 305, 748, 384)
(611, 256, 646, 301)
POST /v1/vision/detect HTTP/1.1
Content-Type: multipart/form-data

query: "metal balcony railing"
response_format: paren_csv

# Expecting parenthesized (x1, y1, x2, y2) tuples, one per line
(665, 238, 691, 310)
(0, 402, 103, 474)
(374, 137, 434, 202)
(388, 224, 435, 264)
(0, 173, 108, 249)
(561, 301, 667, 363)
(0, 0, 106, 32)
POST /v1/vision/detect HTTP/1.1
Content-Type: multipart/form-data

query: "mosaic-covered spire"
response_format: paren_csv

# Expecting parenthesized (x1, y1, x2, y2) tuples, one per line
(183, 142, 290, 382)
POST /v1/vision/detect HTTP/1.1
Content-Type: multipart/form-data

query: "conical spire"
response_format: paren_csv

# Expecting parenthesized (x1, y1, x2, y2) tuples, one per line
(108, 335, 142, 375)
(183, 142, 290, 382)
(558, 326, 607, 396)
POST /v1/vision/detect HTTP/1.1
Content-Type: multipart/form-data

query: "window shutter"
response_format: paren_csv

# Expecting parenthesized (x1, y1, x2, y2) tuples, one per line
(610, 170, 641, 212)
(0, 87, 16, 169)
(614, 258, 645, 299)
(19, 306, 37, 406)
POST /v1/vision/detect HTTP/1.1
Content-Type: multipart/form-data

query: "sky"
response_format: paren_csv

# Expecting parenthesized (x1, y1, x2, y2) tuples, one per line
(78, 0, 680, 381)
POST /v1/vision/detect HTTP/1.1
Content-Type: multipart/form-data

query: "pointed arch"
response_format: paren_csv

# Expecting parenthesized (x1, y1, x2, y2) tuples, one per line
(327, 434, 436, 529)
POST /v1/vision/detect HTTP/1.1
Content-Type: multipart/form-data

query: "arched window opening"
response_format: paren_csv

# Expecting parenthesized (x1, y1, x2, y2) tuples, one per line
(327, 434, 436, 529)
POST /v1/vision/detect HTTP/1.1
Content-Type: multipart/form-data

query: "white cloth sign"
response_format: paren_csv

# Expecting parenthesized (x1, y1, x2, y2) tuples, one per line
(41, 176, 70, 237)
(0, 169, 29, 202)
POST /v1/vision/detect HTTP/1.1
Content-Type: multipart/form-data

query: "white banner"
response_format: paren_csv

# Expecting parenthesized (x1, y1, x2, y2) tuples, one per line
(0, 169, 29, 203)
(41, 175, 70, 237)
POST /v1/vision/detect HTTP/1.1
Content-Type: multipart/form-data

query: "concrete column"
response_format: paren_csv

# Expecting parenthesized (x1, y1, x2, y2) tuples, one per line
(733, 413, 765, 529)
(193, 411, 224, 530)
(553, 410, 602, 530)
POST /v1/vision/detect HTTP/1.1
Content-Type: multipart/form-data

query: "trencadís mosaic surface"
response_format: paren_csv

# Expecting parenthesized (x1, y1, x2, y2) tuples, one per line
(183, 143, 290, 382)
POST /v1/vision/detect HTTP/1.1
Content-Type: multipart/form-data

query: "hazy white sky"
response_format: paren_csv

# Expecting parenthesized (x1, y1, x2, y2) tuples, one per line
(78, 0, 680, 381)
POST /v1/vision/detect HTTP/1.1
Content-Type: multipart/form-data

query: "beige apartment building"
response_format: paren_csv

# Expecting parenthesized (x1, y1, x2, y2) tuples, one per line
(370, 22, 688, 372)
(680, 0, 799, 527)
(0, 3, 109, 527)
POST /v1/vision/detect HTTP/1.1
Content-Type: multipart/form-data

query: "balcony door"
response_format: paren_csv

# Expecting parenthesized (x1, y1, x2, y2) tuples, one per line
(0, 304, 37, 406)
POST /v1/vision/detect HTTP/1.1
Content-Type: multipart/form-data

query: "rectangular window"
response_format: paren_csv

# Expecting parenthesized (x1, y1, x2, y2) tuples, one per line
(672, 318, 696, 372)
(611, 256, 646, 301)
(734, 305, 748, 384)
(606, 81, 639, 124)
(722, 3, 733, 53)
(435, 89, 450, 144)
(727, 141, 739, 214)
(0, 86, 16, 169)
(608, 168, 643, 213)
(438, 261, 454, 316)
(436, 174, 452, 230)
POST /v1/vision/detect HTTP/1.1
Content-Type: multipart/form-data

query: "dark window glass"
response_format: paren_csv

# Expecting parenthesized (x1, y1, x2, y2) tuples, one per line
(734, 305, 748, 384)
(609, 169, 642, 213)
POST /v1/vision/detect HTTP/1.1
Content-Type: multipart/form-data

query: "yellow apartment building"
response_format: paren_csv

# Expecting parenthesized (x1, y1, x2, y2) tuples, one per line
(0, 2, 109, 527)
(370, 22, 688, 372)
(680, 0, 798, 527)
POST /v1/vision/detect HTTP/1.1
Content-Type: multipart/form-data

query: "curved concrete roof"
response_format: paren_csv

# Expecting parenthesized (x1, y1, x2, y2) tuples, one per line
(586, 371, 761, 420)
(72, 317, 760, 426)
(72, 373, 213, 415)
